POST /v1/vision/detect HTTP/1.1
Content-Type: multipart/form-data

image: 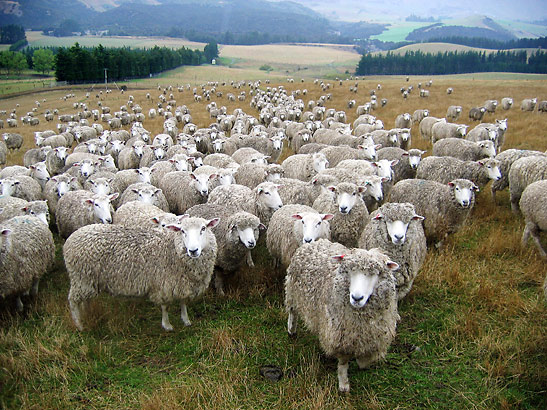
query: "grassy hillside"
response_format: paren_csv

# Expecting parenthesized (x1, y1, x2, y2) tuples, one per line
(0, 75, 546, 409)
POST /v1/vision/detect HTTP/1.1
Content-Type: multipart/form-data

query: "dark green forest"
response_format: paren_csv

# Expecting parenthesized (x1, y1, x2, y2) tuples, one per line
(356, 50, 547, 75)
(53, 43, 208, 83)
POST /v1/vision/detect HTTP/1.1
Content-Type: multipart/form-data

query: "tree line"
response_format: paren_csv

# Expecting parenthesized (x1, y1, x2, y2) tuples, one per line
(356, 50, 547, 76)
(53, 43, 217, 83)
(425, 36, 547, 50)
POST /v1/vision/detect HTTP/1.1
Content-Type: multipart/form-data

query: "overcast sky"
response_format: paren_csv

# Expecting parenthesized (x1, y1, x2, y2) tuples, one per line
(291, 0, 547, 22)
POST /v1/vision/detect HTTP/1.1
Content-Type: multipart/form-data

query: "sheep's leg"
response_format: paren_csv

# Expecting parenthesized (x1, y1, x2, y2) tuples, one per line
(180, 302, 191, 326)
(15, 296, 24, 312)
(214, 272, 225, 296)
(68, 298, 85, 331)
(337, 357, 351, 393)
(30, 278, 40, 297)
(287, 308, 297, 336)
(491, 187, 497, 204)
(510, 194, 520, 213)
(521, 223, 532, 247)
(246, 250, 255, 268)
(357, 351, 381, 369)
(161, 304, 173, 331)
(530, 228, 547, 259)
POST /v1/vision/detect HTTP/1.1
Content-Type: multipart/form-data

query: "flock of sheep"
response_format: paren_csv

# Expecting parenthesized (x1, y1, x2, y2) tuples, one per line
(0, 77, 545, 392)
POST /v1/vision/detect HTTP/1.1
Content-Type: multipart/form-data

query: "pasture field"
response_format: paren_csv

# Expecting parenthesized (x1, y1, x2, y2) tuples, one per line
(0, 75, 546, 409)
(370, 21, 432, 42)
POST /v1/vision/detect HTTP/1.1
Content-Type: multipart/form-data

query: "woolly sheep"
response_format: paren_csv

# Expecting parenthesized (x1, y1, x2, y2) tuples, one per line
(43, 174, 82, 219)
(231, 147, 268, 166)
(0, 197, 50, 225)
(446, 105, 462, 121)
(118, 141, 147, 170)
(469, 106, 486, 121)
(537, 101, 547, 112)
(508, 155, 547, 212)
(419, 116, 443, 140)
(285, 239, 399, 392)
(282, 153, 329, 182)
(56, 190, 118, 238)
(432, 138, 496, 161)
(491, 149, 546, 203)
(2, 133, 23, 150)
(45, 147, 69, 176)
(319, 144, 378, 168)
(118, 182, 170, 212)
(466, 124, 499, 147)
(234, 162, 283, 189)
(431, 121, 468, 143)
(186, 203, 264, 295)
(208, 182, 283, 226)
(267, 204, 333, 269)
(377, 147, 425, 182)
(483, 100, 498, 113)
(0, 165, 29, 179)
(519, 180, 547, 259)
(417, 156, 501, 189)
(0, 175, 43, 201)
(358, 202, 426, 300)
(113, 201, 182, 232)
(412, 109, 429, 125)
(312, 182, 369, 248)
(0, 215, 54, 311)
(23, 146, 51, 167)
(65, 216, 219, 331)
(389, 178, 478, 246)
(520, 98, 537, 111)
(394, 113, 412, 129)
(160, 171, 217, 215)
(501, 97, 513, 110)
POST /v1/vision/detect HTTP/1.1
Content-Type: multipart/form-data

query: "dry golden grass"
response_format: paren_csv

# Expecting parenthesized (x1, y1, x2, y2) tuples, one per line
(0, 73, 546, 409)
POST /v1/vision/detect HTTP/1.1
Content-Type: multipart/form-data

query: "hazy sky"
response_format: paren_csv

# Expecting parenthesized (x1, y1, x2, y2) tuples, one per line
(292, 0, 547, 22)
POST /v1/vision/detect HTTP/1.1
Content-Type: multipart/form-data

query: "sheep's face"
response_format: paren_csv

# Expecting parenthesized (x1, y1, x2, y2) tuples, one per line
(357, 143, 378, 161)
(270, 136, 284, 151)
(232, 220, 262, 249)
(486, 128, 498, 141)
(54, 147, 68, 160)
(190, 173, 215, 197)
(479, 160, 502, 181)
(312, 153, 329, 173)
(496, 119, 508, 131)
(86, 193, 118, 224)
(478, 141, 496, 158)
(299, 131, 311, 142)
(171, 156, 191, 172)
(449, 180, 478, 208)
(363, 178, 384, 202)
(256, 183, 283, 210)
(153, 146, 166, 160)
(23, 202, 50, 225)
(170, 217, 219, 258)
(250, 155, 269, 165)
(90, 178, 111, 196)
(399, 129, 411, 142)
(407, 151, 425, 169)
(54, 178, 71, 198)
(217, 171, 234, 186)
(132, 187, 160, 205)
(292, 212, 333, 244)
(373, 159, 397, 181)
(133, 143, 145, 158)
(77, 160, 95, 178)
(30, 163, 50, 181)
(329, 184, 366, 215)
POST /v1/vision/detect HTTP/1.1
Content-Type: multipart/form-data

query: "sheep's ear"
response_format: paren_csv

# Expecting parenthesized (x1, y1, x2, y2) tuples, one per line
(321, 214, 334, 221)
(291, 214, 303, 220)
(190, 173, 197, 180)
(373, 212, 383, 220)
(108, 193, 119, 201)
(420, 150, 427, 155)
(208, 173, 218, 180)
(258, 223, 266, 230)
(84, 199, 94, 205)
(357, 186, 367, 194)
(206, 218, 220, 228)
(390, 160, 399, 167)
(447, 181, 455, 187)
(133, 169, 140, 173)
(179, 214, 190, 220)
(151, 216, 161, 225)
(471, 184, 480, 192)
(412, 214, 425, 221)
(131, 188, 139, 194)
(154, 189, 161, 195)
(166, 224, 181, 232)
(332, 254, 346, 262)
(73, 162, 81, 167)
(327, 185, 336, 192)
(1, 228, 11, 236)
(21, 206, 28, 212)
(478, 160, 484, 166)
(401, 152, 409, 157)
(385, 260, 399, 271)
(381, 177, 389, 183)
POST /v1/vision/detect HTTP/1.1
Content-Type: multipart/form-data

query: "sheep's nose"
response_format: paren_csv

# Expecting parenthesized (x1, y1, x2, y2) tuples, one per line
(188, 248, 199, 257)
(303, 238, 312, 244)
(351, 294, 364, 303)
(104, 218, 112, 224)
(339, 206, 348, 214)
(394, 234, 403, 242)
(462, 200, 470, 207)
(247, 240, 256, 249)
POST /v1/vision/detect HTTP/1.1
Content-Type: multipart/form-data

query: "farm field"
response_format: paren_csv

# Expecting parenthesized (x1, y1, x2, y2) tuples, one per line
(0, 75, 546, 409)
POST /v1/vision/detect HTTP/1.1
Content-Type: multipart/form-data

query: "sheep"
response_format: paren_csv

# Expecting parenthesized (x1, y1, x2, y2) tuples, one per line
(186, 203, 264, 295)
(335, 159, 398, 183)
(520, 98, 537, 111)
(118, 182, 170, 212)
(508, 155, 547, 212)
(466, 124, 499, 148)
(469, 106, 486, 121)
(519, 180, 547, 259)
(358, 202, 426, 300)
(285, 239, 400, 392)
(312, 182, 369, 248)
(113, 200, 182, 231)
(319, 144, 378, 167)
(417, 156, 501, 189)
(431, 121, 468, 143)
(208, 182, 283, 226)
(394, 113, 412, 129)
(23, 146, 51, 167)
(234, 162, 283, 189)
(0, 215, 54, 311)
(389, 178, 478, 246)
(28, 161, 50, 189)
(118, 141, 147, 170)
(0, 197, 50, 225)
(45, 146, 69, 176)
(0, 176, 43, 202)
(266, 204, 333, 269)
(377, 147, 426, 182)
(43, 174, 82, 218)
(2, 133, 23, 150)
(0, 165, 29, 179)
(446, 105, 462, 121)
(476, 119, 508, 151)
(411, 109, 429, 125)
(64, 216, 219, 331)
(491, 149, 546, 203)
(537, 100, 547, 113)
(202, 153, 239, 170)
(56, 190, 118, 239)
(159, 171, 218, 215)
(281, 153, 329, 182)
(501, 97, 513, 110)
(419, 116, 443, 140)
(483, 100, 498, 113)
(432, 138, 496, 161)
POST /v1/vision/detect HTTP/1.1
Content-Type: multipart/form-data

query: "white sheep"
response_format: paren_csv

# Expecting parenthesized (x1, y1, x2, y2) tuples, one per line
(64, 216, 219, 331)
(0, 175, 43, 202)
(358, 202, 426, 300)
(0, 215, 55, 311)
(266, 204, 333, 269)
(285, 239, 400, 392)
(118, 182, 170, 212)
(186, 203, 264, 295)
(432, 138, 496, 161)
(160, 171, 217, 214)
(389, 178, 479, 247)
(508, 155, 547, 212)
(431, 121, 468, 143)
(281, 153, 329, 182)
(519, 180, 547, 259)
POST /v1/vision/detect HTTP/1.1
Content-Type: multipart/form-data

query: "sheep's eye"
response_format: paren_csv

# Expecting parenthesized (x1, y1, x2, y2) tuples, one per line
(200, 226, 206, 233)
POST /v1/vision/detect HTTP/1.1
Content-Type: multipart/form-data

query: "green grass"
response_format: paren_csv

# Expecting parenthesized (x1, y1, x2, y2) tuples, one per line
(370, 22, 432, 42)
